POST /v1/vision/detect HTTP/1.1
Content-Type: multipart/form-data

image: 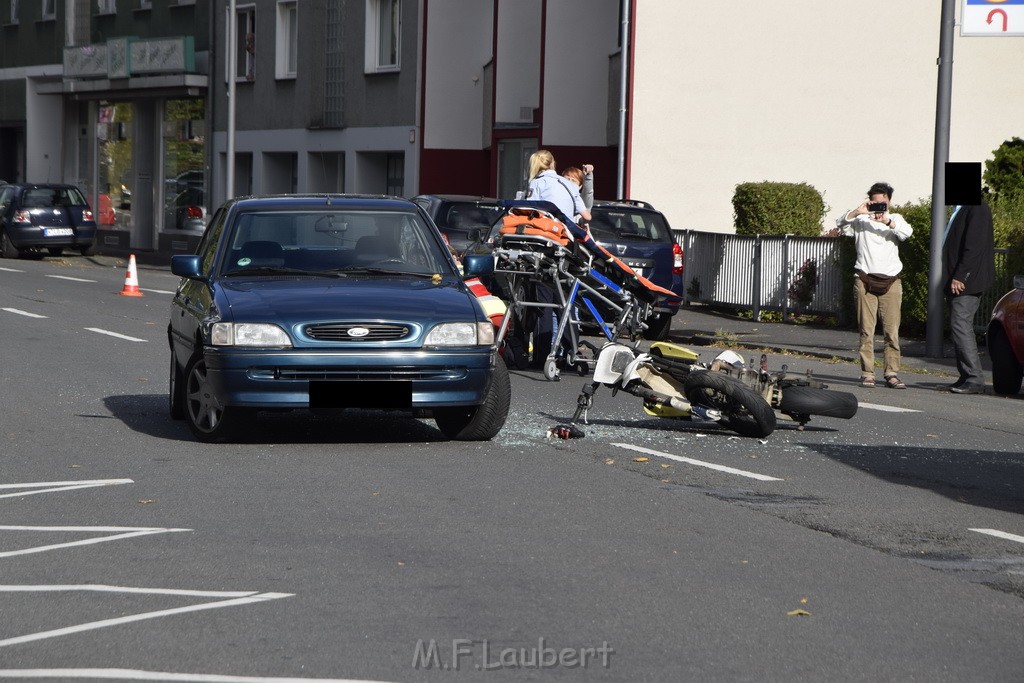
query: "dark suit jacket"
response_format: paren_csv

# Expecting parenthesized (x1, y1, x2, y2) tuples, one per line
(943, 202, 994, 296)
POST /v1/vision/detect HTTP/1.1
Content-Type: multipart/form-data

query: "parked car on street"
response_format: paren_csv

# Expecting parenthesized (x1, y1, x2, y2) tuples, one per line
(411, 194, 505, 255)
(0, 183, 97, 258)
(988, 275, 1024, 395)
(168, 194, 510, 443)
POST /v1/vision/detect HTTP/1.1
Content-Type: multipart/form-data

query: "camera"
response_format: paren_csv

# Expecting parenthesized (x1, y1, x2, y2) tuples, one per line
(867, 201, 887, 212)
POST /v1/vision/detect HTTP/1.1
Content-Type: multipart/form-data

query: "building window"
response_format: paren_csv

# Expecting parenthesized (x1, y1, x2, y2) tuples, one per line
(10, 0, 19, 24)
(42, 0, 56, 20)
(386, 153, 404, 196)
(225, 5, 257, 82)
(138, 0, 151, 9)
(97, 0, 116, 14)
(365, 0, 400, 74)
(276, 1, 297, 79)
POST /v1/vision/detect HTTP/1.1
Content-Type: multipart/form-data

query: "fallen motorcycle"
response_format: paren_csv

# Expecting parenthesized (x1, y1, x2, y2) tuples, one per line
(557, 341, 859, 439)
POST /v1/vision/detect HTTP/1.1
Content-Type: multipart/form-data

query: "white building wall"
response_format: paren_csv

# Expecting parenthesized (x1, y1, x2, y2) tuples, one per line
(422, 0, 495, 149)
(542, 0, 619, 145)
(630, 1, 1024, 233)
(495, 0, 542, 124)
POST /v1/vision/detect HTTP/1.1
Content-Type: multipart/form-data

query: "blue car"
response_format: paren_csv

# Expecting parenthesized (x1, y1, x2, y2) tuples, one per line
(0, 183, 97, 258)
(167, 194, 510, 442)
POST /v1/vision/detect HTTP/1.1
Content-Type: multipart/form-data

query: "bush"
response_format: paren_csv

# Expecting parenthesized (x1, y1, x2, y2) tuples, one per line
(733, 181, 828, 236)
(984, 137, 1024, 199)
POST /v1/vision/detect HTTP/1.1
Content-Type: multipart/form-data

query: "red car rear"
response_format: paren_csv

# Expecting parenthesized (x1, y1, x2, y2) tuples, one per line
(987, 275, 1024, 395)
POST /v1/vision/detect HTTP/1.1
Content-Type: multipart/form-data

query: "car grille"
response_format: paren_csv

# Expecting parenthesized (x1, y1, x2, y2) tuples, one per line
(260, 367, 465, 381)
(303, 322, 411, 342)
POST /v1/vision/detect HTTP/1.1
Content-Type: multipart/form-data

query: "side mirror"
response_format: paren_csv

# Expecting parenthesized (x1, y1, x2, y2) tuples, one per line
(462, 252, 494, 278)
(170, 254, 203, 279)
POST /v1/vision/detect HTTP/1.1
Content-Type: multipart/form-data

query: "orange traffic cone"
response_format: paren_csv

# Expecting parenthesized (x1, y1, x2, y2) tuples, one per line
(118, 253, 144, 296)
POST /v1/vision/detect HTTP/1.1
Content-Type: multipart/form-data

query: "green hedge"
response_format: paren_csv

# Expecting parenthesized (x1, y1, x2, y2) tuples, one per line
(733, 181, 828, 236)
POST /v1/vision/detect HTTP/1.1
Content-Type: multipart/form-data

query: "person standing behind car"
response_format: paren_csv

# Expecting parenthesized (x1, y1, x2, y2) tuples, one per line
(526, 150, 591, 224)
(826, 182, 913, 389)
(562, 164, 595, 212)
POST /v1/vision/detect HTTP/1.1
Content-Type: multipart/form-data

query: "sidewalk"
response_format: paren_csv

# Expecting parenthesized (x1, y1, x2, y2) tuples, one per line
(668, 303, 979, 380)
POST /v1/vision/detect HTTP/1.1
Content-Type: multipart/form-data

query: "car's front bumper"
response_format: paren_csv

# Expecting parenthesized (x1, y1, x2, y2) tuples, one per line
(202, 346, 497, 410)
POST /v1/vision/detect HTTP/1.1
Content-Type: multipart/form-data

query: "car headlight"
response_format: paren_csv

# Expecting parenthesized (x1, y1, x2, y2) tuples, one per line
(210, 322, 292, 347)
(424, 322, 494, 347)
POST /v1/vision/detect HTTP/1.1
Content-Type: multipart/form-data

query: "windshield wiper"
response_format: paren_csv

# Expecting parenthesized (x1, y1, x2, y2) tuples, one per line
(223, 266, 344, 278)
(336, 266, 441, 279)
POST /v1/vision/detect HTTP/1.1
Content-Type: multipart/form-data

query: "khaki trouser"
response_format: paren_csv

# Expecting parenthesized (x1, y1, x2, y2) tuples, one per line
(854, 276, 902, 378)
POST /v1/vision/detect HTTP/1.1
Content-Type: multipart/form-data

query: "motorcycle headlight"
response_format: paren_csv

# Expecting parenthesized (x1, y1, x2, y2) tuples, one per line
(210, 322, 292, 347)
(424, 322, 493, 347)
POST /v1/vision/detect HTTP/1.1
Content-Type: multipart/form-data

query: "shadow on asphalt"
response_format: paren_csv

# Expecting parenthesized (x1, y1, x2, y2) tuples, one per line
(804, 443, 1024, 515)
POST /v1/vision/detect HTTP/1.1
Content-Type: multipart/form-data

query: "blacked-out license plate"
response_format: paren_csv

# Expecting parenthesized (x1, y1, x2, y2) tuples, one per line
(309, 380, 412, 409)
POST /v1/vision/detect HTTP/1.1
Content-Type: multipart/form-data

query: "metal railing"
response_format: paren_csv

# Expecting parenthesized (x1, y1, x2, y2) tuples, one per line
(673, 230, 1018, 331)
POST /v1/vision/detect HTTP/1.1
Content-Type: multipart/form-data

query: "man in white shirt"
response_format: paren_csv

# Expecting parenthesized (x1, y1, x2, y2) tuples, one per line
(826, 182, 913, 389)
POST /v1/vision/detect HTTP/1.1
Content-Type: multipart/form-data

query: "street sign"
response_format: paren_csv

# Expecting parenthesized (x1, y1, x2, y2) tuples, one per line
(962, 0, 1024, 36)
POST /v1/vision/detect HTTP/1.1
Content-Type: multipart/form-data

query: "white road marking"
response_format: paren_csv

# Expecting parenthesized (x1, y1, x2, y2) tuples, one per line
(85, 327, 148, 342)
(612, 443, 782, 481)
(2, 307, 47, 319)
(969, 528, 1024, 545)
(0, 526, 191, 559)
(0, 266, 25, 272)
(140, 288, 175, 295)
(858, 402, 921, 413)
(0, 479, 134, 500)
(0, 586, 293, 648)
(0, 669, 392, 682)
(45, 274, 97, 283)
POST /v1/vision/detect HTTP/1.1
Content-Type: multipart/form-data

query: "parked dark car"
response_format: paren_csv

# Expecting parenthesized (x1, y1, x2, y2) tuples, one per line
(988, 275, 1024, 395)
(0, 183, 97, 258)
(411, 194, 505, 255)
(167, 194, 510, 443)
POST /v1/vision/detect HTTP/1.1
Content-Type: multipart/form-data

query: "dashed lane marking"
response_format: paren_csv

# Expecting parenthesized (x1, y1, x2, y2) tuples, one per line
(858, 402, 921, 413)
(0, 669, 392, 682)
(85, 327, 148, 343)
(45, 275, 97, 283)
(0, 585, 292, 648)
(0, 526, 191, 559)
(612, 443, 782, 481)
(1, 307, 47, 318)
(969, 528, 1024, 545)
(0, 479, 134, 500)
(140, 288, 175, 295)
(0, 267, 25, 272)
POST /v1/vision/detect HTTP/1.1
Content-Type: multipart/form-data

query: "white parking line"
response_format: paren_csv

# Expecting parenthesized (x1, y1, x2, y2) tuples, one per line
(85, 327, 148, 343)
(1, 307, 47, 319)
(0, 479, 134, 500)
(0, 526, 191, 559)
(45, 274, 97, 283)
(612, 443, 782, 481)
(969, 528, 1024, 545)
(0, 669, 392, 682)
(0, 267, 25, 272)
(140, 288, 176, 295)
(0, 585, 292, 648)
(858, 402, 921, 413)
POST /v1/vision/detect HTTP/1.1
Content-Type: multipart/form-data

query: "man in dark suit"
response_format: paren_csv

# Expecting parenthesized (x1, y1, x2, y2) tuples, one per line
(942, 201, 994, 394)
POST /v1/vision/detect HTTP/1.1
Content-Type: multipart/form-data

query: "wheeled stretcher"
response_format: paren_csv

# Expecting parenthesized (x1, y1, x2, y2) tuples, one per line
(489, 202, 681, 380)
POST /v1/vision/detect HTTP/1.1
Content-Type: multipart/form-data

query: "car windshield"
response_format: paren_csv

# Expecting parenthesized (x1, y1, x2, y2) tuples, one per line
(221, 209, 456, 277)
(588, 208, 671, 242)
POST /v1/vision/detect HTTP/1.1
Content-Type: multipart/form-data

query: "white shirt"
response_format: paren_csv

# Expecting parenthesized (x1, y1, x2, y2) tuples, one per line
(527, 170, 586, 221)
(836, 210, 913, 277)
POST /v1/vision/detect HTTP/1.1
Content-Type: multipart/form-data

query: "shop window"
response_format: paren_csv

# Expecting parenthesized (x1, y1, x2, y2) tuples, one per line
(162, 99, 207, 232)
(276, 1, 297, 79)
(365, 0, 400, 74)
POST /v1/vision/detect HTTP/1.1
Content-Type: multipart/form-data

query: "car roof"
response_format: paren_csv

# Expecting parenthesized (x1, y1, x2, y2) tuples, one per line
(413, 194, 502, 203)
(6, 183, 82, 191)
(227, 194, 420, 212)
(591, 199, 659, 212)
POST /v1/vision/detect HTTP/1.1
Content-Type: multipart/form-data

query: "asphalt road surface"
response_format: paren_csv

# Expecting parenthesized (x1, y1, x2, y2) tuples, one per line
(1, 255, 1022, 682)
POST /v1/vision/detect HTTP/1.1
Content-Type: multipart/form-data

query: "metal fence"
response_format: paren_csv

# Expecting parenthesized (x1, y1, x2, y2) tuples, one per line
(673, 230, 1018, 330)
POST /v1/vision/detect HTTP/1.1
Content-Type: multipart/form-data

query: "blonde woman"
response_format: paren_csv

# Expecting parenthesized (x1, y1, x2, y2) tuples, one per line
(526, 150, 591, 223)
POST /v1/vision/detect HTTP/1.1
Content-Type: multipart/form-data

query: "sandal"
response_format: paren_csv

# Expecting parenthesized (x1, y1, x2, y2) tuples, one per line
(885, 375, 907, 389)
(860, 376, 875, 388)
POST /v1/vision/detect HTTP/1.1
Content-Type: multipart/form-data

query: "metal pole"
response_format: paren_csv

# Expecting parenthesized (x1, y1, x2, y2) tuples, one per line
(616, 0, 631, 200)
(226, 0, 237, 200)
(927, 0, 956, 357)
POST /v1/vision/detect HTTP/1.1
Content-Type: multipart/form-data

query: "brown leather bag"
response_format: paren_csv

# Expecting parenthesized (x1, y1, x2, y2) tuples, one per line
(858, 271, 898, 296)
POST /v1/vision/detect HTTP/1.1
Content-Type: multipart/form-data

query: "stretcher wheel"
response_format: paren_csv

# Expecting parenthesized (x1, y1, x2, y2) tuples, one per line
(575, 361, 589, 376)
(543, 358, 560, 381)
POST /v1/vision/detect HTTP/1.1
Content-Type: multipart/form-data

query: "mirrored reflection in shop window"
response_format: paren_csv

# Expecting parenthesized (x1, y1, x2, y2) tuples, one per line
(163, 98, 207, 232)
(97, 102, 133, 230)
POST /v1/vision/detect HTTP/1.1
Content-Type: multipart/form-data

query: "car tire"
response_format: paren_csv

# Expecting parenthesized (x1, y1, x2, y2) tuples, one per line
(988, 325, 1023, 395)
(169, 351, 186, 420)
(1, 229, 20, 259)
(79, 242, 95, 257)
(643, 312, 673, 341)
(47, 247, 64, 257)
(683, 370, 776, 438)
(183, 351, 246, 442)
(434, 357, 511, 441)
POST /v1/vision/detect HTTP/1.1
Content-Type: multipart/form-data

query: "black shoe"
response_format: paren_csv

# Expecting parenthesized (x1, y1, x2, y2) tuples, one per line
(945, 380, 966, 391)
(949, 383, 984, 395)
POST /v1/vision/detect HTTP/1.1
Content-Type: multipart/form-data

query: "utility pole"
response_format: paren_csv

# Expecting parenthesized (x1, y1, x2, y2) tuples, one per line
(226, 0, 237, 200)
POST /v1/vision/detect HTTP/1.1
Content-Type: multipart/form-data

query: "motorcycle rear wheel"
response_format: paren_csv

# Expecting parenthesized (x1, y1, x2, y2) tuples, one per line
(683, 370, 776, 438)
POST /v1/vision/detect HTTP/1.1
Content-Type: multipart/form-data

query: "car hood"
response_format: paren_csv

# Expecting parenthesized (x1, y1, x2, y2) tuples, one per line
(217, 277, 481, 324)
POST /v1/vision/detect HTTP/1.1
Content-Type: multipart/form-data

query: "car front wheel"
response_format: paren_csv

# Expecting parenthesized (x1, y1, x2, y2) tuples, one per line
(434, 358, 511, 440)
(183, 352, 246, 442)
